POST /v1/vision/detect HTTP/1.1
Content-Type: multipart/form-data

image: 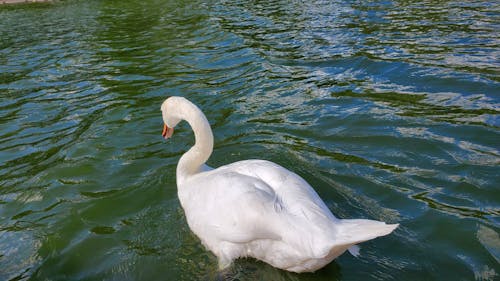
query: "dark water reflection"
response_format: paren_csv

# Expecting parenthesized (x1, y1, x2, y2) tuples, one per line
(0, 0, 499, 280)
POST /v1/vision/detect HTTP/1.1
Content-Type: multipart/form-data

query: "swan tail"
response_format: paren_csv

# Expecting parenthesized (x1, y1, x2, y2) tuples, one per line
(339, 219, 398, 240)
(318, 219, 398, 258)
(336, 219, 398, 244)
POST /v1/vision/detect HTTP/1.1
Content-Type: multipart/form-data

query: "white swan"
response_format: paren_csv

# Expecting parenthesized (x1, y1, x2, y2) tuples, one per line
(160, 96, 398, 273)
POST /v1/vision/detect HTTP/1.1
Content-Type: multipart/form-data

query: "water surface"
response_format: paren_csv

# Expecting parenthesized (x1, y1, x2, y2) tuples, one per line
(0, 0, 499, 280)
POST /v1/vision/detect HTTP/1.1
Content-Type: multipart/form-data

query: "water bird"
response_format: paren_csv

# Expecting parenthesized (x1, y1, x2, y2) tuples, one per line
(160, 96, 398, 272)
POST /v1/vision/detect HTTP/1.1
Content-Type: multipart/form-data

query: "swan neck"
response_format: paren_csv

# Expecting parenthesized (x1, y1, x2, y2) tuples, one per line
(175, 102, 213, 183)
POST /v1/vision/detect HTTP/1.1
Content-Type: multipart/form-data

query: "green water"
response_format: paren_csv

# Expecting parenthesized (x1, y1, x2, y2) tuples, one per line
(1, 0, 499, 280)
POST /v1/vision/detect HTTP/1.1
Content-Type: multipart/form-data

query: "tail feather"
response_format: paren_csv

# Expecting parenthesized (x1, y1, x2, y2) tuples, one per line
(315, 219, 398, 259)
(336, 219, 399, 246)
(347, 245, 360, 257)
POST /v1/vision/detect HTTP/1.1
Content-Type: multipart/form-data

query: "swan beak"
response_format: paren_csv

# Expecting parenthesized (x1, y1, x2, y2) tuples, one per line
(162, 123, 174, 139)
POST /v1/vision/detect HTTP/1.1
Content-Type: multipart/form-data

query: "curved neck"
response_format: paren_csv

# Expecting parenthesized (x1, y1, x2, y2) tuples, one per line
(175, 102, 213, 185)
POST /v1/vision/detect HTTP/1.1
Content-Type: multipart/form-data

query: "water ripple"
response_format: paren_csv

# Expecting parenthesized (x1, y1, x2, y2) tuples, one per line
(0, 0, 499, 280)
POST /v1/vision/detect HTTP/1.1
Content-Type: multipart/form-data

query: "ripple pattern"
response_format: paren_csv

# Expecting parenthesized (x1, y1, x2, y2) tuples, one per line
(0, 0, 499, 280)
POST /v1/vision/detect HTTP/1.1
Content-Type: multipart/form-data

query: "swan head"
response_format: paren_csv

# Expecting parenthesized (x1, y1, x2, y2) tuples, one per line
(160, 97, 182, 139)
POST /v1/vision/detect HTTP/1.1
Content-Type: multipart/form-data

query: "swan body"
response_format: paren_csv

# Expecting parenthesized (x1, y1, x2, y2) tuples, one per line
(161, 96, 398, 273)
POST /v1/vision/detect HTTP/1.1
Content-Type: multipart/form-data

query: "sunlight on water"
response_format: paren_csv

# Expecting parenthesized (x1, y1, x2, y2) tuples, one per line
(0, 0, 499, 280)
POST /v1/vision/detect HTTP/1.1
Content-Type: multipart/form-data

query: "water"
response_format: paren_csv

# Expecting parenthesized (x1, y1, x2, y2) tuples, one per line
(0, 0, 499, 280)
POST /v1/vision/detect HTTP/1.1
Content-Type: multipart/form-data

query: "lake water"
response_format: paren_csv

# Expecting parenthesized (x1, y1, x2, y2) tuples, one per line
(1, 0, 499, 280)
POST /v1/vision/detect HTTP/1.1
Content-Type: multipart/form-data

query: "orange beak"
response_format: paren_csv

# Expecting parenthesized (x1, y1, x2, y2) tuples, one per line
(161, 123, 174, 139)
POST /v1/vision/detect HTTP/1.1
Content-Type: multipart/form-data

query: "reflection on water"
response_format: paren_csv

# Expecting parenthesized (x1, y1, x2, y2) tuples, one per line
(0, 0, 499, 280)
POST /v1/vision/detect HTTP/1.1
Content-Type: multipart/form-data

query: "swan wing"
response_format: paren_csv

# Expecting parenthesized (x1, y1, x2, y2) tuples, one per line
(224, 160, 338, 224)
(187, 160, 340, 256)
(179, 168, 286, 245)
